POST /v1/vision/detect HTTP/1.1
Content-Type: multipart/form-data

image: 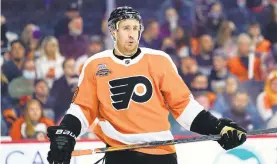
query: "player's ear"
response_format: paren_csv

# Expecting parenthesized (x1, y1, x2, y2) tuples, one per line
(111, 30, 117, 41)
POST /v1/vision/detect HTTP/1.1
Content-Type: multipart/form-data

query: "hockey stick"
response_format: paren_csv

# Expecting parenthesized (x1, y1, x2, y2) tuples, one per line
(71, 127, 277, 156)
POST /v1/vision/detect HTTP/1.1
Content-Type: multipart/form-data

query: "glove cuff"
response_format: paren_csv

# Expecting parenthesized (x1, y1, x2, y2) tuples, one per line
(60, 114, 82, 137)
(190, 110, 220, 135)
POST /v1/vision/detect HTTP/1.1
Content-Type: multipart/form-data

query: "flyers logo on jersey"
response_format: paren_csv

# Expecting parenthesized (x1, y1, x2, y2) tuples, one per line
(109, 76, 153, 110)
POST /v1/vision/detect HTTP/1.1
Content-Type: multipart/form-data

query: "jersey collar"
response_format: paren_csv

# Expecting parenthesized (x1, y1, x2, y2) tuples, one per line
(110, 48, 144, 66)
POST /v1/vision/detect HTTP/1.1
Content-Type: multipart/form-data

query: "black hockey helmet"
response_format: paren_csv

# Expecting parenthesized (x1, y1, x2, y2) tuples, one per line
(108, 6, 144, 32)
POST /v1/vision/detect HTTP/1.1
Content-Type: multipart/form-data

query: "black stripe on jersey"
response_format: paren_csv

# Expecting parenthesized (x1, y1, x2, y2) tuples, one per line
(113, 48, 141, 60)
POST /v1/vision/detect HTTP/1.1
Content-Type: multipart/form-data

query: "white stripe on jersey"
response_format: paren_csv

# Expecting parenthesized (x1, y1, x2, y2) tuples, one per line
(66, 103, 90, 136)
(98, 120, 174, 144)
(176, 95, 204, 130)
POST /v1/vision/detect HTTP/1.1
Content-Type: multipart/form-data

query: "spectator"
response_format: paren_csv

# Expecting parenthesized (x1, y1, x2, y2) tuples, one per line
(140, 19, 161, 49)
(54, 2, 80, 38)
(21, 24, 38, 47)
(257, 69, 277, 121)
(51, 58, 78, 122)
(190, 73, 216, 106)
(248, 23, 271, 55)
(2, 40, 25, 82)
(195, 0, 215, 32)
(223, 91, 263, 131)
(35, 36, 65, 88)
(215, 21, 237, 57)
(179, 56, 199, 87)
(33, 79, 55, 120)
(190, 73, 209, 93)
(213, 77, 241, 114)
(194, 93, 221, 118)
(8, 60, 35, 99)
(58, 16, 89, 59)
(206, 2, 225, 37)
(75, 35, 103, 74)
(194, 34, 214, 76)
(264, 4, 277, 44)
(9, 99, 54, 140)
(227, 33, 262, 82)
(160, 37, 179, 68)
(209, 53, 232, 93)
(160, 8, 182, 39)
(171, 26, 188, 46)
(161, 37, 176, 55)
(20, 24, 41, 60)
(171, 26, 191, 58)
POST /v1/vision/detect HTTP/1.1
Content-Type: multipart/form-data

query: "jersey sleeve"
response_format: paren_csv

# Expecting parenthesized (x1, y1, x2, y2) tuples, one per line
(65, 60, 99, 136)
(159, 53, 204, 130)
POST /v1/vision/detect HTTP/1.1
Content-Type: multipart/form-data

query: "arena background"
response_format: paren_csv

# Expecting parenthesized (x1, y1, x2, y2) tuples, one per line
(1, 0, 277, 163)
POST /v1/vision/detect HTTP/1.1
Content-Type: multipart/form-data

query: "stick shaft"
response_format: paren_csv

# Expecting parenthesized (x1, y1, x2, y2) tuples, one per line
(71, 127, 277, 156)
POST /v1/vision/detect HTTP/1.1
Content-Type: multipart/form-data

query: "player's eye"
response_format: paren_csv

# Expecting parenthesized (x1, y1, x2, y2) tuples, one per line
(124, 26, 130, 30)
(133, 26, 139, 31)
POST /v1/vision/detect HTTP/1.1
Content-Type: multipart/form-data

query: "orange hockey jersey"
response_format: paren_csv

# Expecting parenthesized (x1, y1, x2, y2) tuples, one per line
(67, 47, 204, 155)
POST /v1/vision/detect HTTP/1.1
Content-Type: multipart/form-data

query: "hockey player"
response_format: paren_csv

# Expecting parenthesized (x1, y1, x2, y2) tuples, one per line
(47, 6, 247, 164)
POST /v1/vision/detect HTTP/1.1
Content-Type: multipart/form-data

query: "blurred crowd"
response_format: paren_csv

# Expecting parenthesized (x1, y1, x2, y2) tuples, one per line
(1, 0, 277, 141)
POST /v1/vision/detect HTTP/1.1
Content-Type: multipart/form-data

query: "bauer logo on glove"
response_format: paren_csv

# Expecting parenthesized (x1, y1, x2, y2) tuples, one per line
(55, 129, 77, 138)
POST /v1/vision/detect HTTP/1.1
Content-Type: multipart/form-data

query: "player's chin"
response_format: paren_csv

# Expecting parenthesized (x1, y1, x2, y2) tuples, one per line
(125, 45, 137, 52)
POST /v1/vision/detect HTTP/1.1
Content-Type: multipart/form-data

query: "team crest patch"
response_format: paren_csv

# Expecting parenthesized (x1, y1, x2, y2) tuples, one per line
(71, 87, 79, 103)
(96, 64, 111, 77)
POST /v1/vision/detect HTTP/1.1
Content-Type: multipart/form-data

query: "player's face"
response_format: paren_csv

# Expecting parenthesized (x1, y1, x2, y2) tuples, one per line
(115, 19, 140, 55)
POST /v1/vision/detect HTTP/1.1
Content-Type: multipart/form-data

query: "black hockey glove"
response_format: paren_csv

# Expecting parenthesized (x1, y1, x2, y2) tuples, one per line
(47, 126, 76, 164)
(190, 110, 247, 150)
(215, 118, 247, 150)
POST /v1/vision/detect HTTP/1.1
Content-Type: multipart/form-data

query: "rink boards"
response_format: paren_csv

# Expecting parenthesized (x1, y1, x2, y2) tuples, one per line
(1, 135, 277, 164)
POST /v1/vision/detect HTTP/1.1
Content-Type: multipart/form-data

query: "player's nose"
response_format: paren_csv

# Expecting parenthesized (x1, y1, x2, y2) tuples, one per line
(128, 34, 134, 40)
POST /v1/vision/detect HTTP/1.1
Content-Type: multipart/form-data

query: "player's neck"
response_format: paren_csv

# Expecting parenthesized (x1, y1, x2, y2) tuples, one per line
(113, 48, 141, 60)
(114, 46, 138, 56)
